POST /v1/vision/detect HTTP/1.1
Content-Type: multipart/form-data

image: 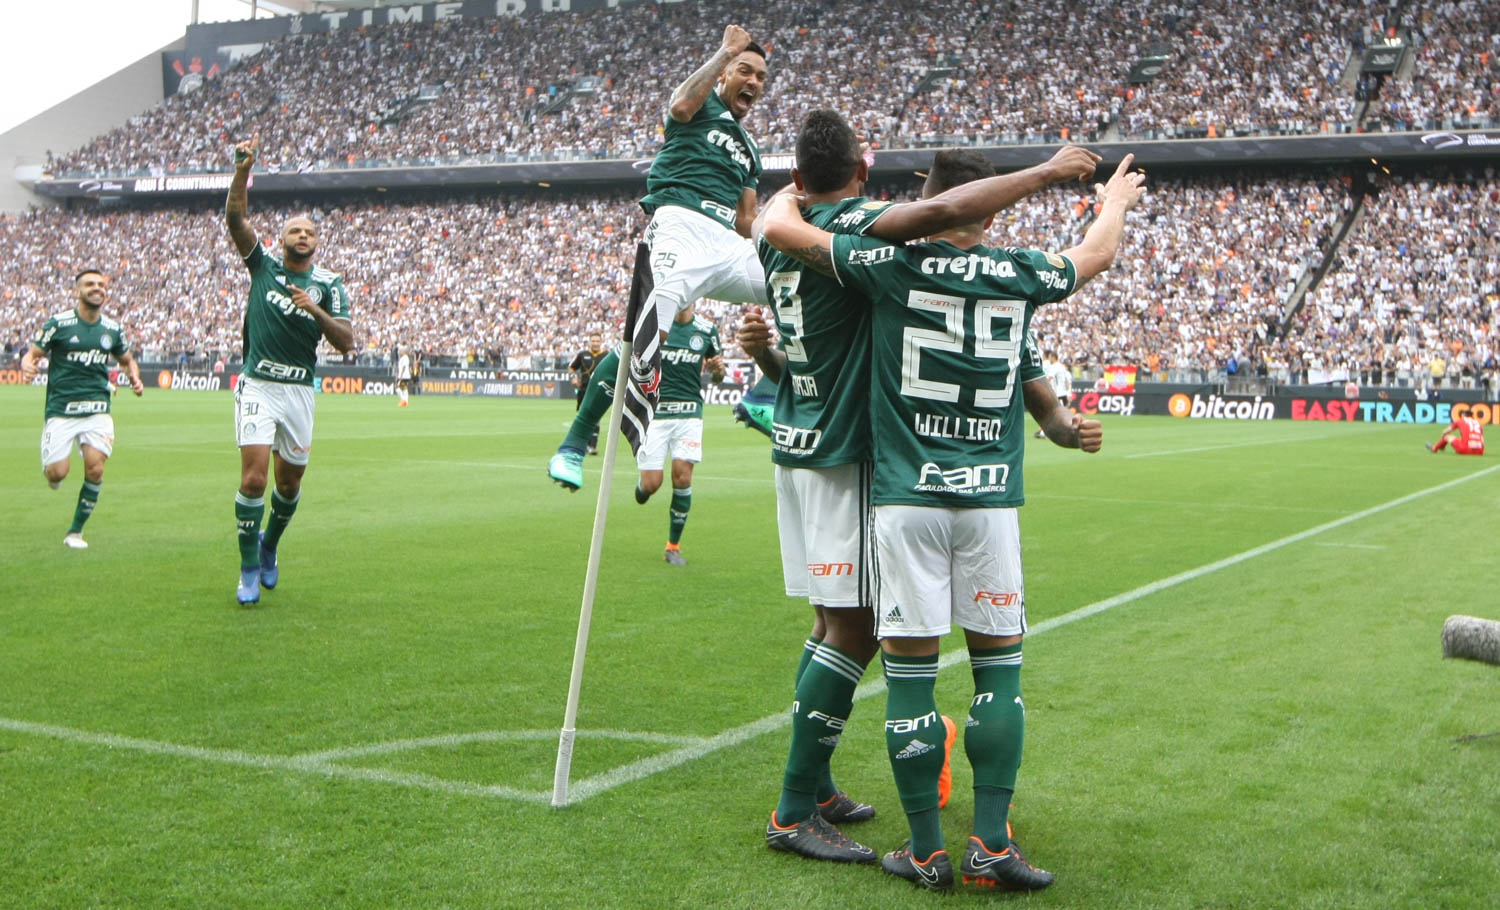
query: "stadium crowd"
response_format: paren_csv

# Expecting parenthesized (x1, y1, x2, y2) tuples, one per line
(1029, 173, 1349, 381)
(1362, 0, 1500, 132)
(5, 172, 1495, 389)
(49, 0, 1495, 178)
(1292, 173, 1500, 388)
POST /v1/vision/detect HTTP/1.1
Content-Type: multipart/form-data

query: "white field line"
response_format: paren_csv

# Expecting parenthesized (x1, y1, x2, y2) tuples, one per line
(5, 463, 1494, 802)
(1125, 431, 1346, 460)
(0, 717, 550, 803)
(298, 728, 709, 763)
(1028, 492, 1345, 515)
(1313, 542, 1389, 550)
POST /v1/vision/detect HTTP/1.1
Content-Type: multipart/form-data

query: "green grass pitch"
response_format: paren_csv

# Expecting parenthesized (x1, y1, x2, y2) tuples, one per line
(2, 387, 1498, 908)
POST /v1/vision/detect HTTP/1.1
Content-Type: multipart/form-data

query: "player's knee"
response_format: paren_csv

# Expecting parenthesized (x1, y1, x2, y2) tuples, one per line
(823, 609, 879, 663)
(44, 462, 69, 483)
(671, 464, 694, 488)
(275, 479, 301, 499)
(240, 473, 268, 497)
(639, 474, 663, 495)
(84, 465, 105, 484)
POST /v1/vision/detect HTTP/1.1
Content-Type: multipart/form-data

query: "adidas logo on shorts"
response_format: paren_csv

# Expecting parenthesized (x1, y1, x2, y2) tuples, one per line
(895, 739, 935, 760)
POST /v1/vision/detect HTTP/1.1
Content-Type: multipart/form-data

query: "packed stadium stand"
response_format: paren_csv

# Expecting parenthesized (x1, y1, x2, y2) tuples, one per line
(5, 0, 1498, 389)
(45, 0, 1489, 176)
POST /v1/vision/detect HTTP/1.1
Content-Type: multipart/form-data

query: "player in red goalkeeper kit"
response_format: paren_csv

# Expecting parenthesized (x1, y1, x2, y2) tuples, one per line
(1427, 416, 1485, 455)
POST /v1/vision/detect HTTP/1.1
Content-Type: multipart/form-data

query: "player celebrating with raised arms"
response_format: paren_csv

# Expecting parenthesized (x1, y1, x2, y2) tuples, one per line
(547, 23, 771, 491)
(741, 109, 1100, 866)
(762, 150, 1143, 890)
(21, 269, 144, 549)
(225, 133, 354, 605)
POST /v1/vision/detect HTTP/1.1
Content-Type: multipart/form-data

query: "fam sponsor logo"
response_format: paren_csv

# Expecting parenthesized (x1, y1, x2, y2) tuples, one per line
(773, 422, 822, 455)
(1167, 393, 1275, 420)
(809, 562, 854, 577)
(915, 461, 1010, 494)
(1071, 390, 1135, 416)
(974, 591, 1021, 607)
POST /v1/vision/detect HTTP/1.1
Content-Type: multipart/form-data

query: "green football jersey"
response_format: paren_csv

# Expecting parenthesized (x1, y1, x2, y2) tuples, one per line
(756, 196, 895, 467)
(241, 242, 350, 386)
(639, 90, 761, 231)
(831, 236, 1077, 508)
(31, 308, 131, 419)
(656, 315, 722, 421)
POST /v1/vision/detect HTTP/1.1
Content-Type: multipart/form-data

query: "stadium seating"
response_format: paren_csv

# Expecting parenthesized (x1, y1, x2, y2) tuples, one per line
(46, 0, 1489, 176)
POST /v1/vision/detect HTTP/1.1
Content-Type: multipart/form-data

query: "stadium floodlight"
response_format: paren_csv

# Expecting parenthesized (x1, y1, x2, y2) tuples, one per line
(551, 344, 633, 808)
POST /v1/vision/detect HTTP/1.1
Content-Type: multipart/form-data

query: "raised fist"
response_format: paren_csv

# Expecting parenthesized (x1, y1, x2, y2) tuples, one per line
(721, 24, 751, 56)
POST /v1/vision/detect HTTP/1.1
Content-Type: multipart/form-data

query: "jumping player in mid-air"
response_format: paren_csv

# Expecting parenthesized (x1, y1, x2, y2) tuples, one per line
(548, 23, 771, 491)
(225, 133, 355, 605)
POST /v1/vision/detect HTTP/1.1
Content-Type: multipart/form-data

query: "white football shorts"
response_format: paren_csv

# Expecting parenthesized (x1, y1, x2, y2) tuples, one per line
(776, 462, 874, 608)
(636, 416, 703, 471)
(41, 414, 114, 467)
(874, 505, 1026, 638)
(235, 375, 315, 466)
(644, 205, 768, 338)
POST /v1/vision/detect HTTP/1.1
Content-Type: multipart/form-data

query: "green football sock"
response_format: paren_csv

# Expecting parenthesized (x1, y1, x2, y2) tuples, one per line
(68, 481, 100, 533)
(560, 356, 617, 452)
(776, 641, 865, 824)
(668, 485, 691, 545)
(262, 489, 300, 551)
(883, 651, 945, 860)
(795, 636, 820, 686)
(967, 643, 1024, 850)
(234, 491, 265, 571)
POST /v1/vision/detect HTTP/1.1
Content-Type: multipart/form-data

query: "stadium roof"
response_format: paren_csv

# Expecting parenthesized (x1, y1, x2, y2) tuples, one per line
(209, 0, 372, 20)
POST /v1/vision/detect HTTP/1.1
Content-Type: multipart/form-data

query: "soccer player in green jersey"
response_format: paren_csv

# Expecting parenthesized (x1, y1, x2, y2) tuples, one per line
(225, 133, 355, 605)
(548, 23, 770, 491)
(762, 149, 1142, 890)
(742, 110, 1101, 865)
(21, 269, 144, 549)
(633, 305, 724, 565)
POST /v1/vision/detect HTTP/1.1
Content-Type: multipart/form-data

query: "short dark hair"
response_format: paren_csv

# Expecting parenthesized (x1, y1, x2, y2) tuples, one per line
(922, 149, 996, 198)
(74, 269, 105, 283)
(795, 109, 860, 194)
(744, 41, 767, 60)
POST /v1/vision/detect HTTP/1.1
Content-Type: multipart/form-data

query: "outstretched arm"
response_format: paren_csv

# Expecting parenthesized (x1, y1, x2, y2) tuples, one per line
(225, 133, 259, 259)
(1023, 378, 1100, 451)
(870, 146, 1102, 243)
(669, 25, 751, 123)
(1061, 154, 1148, 288)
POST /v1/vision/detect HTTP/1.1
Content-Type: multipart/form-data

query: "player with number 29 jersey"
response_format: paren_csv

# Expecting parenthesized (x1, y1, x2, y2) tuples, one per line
(830, 236, 1076, 509)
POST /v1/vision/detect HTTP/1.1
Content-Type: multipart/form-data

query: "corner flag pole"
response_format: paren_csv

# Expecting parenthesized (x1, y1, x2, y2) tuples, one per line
(552, 342, 633, 807)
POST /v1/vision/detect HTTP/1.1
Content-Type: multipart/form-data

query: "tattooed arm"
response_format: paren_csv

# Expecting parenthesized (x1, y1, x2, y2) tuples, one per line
(669, 25, 751, 123)
(762, 195, 836, 279)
